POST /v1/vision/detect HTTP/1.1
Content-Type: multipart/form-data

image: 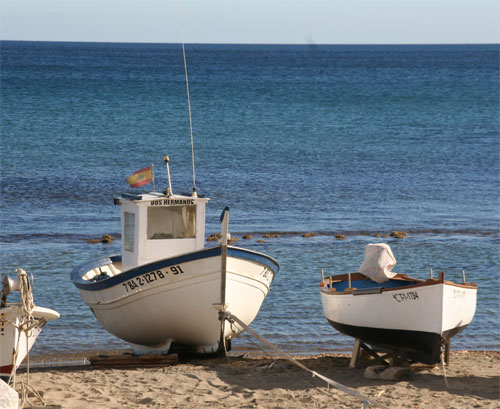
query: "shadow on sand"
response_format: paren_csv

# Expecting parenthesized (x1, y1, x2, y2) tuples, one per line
(185, 353, 499, 402)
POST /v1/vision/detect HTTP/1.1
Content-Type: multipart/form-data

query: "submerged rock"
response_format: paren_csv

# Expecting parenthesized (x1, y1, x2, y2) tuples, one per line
(87, 235, 114, 244)
(101, 234, 114, 243)
(262, 233, 281, 239)
(390, 231, 407, 239)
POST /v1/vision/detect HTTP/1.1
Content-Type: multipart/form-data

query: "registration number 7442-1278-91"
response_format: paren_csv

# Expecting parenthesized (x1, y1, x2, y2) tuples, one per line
(122, 265, 184, 293)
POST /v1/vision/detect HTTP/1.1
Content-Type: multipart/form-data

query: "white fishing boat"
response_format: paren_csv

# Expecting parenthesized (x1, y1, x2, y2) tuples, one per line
(1, 269, 60, 383)
(70, 39, 279, 354)
(71, 38, 279, 353)
(71, 159, 279, 353)
(320, 243, 477, 364)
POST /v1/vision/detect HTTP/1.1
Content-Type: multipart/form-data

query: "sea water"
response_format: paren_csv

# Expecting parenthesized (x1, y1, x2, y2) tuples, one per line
(1, 41, 498, 355)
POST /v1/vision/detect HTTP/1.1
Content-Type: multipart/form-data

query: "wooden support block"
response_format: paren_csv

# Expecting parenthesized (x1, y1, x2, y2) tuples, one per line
(364, 365, 411, 381)
(89, 352, 178, 368)
(349, 338, 362, 368)
(444, 340, 450, 365)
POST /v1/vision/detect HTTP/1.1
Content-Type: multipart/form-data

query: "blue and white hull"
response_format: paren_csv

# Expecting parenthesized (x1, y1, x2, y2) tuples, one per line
(71, 246, 279, 353)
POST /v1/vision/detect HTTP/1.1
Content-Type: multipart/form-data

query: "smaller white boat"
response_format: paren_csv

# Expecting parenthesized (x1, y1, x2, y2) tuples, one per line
(321, 243, 477, 364)
(1, 269, 60, 383)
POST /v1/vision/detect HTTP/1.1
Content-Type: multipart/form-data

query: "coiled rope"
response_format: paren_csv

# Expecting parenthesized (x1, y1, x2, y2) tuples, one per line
(3, 269, 45, 407)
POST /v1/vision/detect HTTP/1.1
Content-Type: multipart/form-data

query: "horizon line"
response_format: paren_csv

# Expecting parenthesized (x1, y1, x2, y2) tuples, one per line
(1, 39, 499, 47)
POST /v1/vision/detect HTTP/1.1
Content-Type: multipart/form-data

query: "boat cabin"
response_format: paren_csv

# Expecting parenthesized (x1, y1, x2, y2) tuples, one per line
(114, 192, 210, 272)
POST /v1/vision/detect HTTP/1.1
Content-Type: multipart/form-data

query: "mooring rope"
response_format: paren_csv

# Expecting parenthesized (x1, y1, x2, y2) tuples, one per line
(440, 348, 450, 389)
(222, 311, 390, 409)
(228, 319, 361, 403)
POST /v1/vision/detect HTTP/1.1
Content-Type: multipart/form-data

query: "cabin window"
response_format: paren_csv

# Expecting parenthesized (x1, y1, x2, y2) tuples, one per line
(148, 205, 196, 240)
(124, 212, 135, 252)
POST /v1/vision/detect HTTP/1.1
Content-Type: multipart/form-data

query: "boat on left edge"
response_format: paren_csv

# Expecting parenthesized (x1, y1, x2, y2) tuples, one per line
(1, 268, 60, 383)
(70, 159, 280, 354)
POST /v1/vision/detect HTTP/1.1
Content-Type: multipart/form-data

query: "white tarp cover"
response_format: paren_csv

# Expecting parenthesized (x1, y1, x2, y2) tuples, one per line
(358, 243, 397, 283)
(0, 379, 19, 409)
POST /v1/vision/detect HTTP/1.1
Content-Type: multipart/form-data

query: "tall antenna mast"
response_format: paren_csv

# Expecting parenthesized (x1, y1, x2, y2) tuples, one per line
(179, 12, 197, 198)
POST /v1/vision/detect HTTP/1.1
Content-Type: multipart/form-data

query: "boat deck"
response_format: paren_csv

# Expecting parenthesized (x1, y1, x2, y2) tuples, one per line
(83, 262, 123, 282)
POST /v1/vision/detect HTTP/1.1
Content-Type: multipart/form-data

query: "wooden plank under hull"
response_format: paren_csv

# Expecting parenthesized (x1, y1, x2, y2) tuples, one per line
(327, 319, 471, 365)
(89, 352, 178, 368)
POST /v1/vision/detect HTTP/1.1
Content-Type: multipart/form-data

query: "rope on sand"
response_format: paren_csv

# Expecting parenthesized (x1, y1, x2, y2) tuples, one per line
(440, 350, 450, 389)
(222, 311, 390, 409)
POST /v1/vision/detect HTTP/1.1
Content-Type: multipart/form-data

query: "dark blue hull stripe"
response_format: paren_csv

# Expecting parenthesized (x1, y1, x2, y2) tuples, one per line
(327, 320, 470, 365)
(71, 246, 279, 291)
(227, 247, 279, 272)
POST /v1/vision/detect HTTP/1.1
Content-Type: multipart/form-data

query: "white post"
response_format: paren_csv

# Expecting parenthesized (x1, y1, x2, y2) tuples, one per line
(219, 206, 230, 305)
(218, 207, 229, 353)
(164, 156, 172, 196)
(151, 163, 155, 192)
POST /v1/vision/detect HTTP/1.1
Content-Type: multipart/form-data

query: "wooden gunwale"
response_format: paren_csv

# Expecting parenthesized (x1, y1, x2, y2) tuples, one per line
(321, 272, 477, 295)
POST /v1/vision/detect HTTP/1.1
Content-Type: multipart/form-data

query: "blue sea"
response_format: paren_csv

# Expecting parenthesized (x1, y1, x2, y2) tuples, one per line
(1, 41, 499, 356)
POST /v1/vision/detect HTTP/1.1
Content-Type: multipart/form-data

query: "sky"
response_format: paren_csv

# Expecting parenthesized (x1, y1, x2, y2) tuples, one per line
(1, 0, 499, 44)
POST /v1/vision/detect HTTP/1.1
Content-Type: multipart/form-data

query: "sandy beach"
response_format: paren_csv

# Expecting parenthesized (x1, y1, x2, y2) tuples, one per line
(9, 350, 499, 409)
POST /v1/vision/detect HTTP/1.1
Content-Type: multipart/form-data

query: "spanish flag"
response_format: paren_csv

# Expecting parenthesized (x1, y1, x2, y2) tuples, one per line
(126, 165, 153, 188)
